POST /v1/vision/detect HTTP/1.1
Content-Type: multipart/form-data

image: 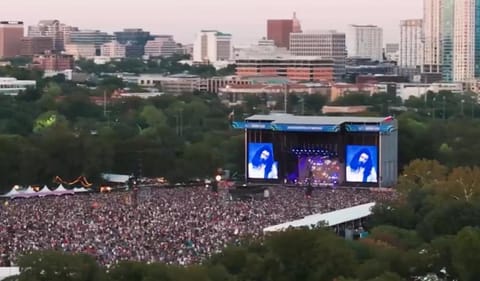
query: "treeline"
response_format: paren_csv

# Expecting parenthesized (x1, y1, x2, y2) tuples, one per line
(8, 159, 480, 281)
(0, 87, 243, 190)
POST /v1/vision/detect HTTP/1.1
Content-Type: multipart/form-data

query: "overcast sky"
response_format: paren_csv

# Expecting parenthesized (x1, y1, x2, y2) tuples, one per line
(1, 0, 422, 45)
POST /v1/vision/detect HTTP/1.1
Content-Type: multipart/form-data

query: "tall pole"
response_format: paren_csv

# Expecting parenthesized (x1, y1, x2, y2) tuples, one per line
(103, 91, 107, 117)
(461, 99, 465, 116)
(443, 96, 446, 120)
(433, 97, 436, 120)
(284, 84, 288, 113)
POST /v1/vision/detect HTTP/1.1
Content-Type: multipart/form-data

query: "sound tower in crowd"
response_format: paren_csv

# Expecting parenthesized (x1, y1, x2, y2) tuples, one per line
(233, 114, 398, 188)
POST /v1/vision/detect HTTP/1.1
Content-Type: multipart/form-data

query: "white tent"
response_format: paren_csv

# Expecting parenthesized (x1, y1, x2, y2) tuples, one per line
(73, 187, 89, 193)
(263, 202, 376, 233)
(37, 185, 54, 197)
(17, 186, 38, 198)
(1, 186, 20, 198)
(53, 184, 74, 196)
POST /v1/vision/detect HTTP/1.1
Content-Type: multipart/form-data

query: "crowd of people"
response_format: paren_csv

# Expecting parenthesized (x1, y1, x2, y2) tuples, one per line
(0, 185, 395, 267)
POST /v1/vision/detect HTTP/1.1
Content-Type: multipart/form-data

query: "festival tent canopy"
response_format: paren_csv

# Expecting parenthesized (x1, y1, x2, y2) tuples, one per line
(37, 185, 54, 197)
(1, 186, 20, 198)
(52, 184, 74, 195)
(16, 186, 38, 198)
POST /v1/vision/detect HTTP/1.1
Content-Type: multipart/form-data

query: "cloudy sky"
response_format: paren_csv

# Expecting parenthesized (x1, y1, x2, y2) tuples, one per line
(1, 0, 422, 45)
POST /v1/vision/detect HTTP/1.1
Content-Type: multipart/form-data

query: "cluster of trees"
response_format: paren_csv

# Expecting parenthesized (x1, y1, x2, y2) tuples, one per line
(75, 55, 236, 77)
(8, 159, 480, 281)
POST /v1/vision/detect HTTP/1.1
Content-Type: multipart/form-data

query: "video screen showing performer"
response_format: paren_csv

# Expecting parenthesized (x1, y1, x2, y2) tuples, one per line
(346, 145, 378, 183)
(298, 156, 340, 185)
(248, 143, 278, 179)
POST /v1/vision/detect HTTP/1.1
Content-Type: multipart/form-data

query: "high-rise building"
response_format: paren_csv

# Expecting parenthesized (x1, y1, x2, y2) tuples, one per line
(423, 0, 442, 74)
(20, 37, 54, 56)
(0, 21, 24, 58)
(441, 0, 455, 81)
(193, 30, 232, 63)
(144, 35, 178, 58)
(289, 30, 346, 80)
(347, 25, 383, 61)
(399, 19, 423, 69)
(27, 20, 77, 51)
(114, 28, 153, 57)
(452, 0, 478, 81)
(267, 19, 294, 49)
(101, 41, 126, 58)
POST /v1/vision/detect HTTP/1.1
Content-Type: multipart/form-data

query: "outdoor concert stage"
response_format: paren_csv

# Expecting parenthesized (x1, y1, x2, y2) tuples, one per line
(232, 114, 398, 188)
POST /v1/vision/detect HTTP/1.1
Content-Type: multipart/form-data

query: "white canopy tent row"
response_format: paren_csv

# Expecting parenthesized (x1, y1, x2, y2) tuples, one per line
(263, 202, 376, 233)
(1, 184, 90, 199)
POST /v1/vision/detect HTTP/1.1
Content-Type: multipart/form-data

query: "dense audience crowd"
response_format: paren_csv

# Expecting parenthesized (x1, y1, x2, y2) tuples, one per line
(0, 186, 395, 267)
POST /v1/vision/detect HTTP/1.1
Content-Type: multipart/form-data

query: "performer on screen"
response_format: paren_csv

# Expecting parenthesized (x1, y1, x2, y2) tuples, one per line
(346, 148, 377, 183)
(248, 145, 278, 179)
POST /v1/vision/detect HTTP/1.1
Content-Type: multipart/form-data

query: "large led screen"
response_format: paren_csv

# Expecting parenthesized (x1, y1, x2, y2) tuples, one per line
(248, 143, 278, 179)
(346, 145, 378, 183)
(298, 156, 340, 185)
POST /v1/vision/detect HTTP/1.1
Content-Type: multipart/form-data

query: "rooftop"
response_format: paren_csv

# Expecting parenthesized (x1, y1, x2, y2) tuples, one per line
(246, 114, 390, 125)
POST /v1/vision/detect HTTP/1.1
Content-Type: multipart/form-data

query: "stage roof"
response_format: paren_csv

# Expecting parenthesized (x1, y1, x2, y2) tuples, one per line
(246, 114, 388, 125)
(263, 202, 376, 233)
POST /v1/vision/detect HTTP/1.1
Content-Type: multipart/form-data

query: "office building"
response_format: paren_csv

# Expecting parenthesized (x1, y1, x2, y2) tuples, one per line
(399, 19, 423, 69)
(193, 30, 232, 63)
(20, 37, 54, 56)
(101, 41, 126, 58)
(69, 30, 113, 54)
(27, 20, 75, 51)
(64, 43, 96, 59)
(144, 35, 178, 58)
(452, 0, 479, 81)
(32, 52, 74, 71)
(236, 55, 335, 82)
(0, 21, 24, 58)
(423, 0, 442, 74)
(0, 77, 36, 96)
(347, 25, 383, 61)
(289, 30, 347, 80)
(441, 0, 455, 81)
(114, 28, 153, 57)
(267, 19, 294, 49)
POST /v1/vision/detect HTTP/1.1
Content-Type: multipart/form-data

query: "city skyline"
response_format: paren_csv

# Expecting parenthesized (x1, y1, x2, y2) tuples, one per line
(1, 0, 421, 45)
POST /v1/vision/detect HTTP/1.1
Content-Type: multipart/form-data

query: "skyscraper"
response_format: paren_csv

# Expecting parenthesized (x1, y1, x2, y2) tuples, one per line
(453, 0, 476, 81)
(399, 19, 423, 69)
(289, 30, 346, 80)
(0, 21, 24, 58)
(267, 19, 293, 49)
(441, 0, 455, 81)
(193, 30, 232, 63)
(423, 0, 442, 74)
(347, 25, 383, 61)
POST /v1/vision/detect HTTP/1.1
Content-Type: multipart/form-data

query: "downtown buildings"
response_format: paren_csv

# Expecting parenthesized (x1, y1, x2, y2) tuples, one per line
(347, 25, 383, 61)
(422, 0, 480, 82)
(0, 21, 24, 58)
(399, 19, 423, 76)
(266, 13, 302, 49)
(289, 30, 347, 80)
(193, 30, 232, 63)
